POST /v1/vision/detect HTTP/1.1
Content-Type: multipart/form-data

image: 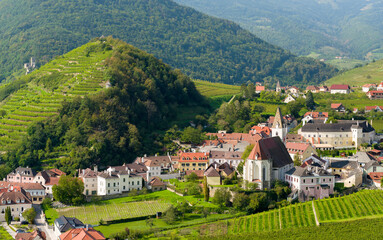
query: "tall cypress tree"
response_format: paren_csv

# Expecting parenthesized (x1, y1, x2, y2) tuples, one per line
(5, 206, 11, 225)
(203, 176, 209, 202)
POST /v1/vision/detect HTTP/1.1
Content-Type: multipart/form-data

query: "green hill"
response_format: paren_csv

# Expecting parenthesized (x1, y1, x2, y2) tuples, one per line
(325, 59, 383, 86)
(167, 190, 383, 238)
(0, 0, 337, 86)
(175, 0, 383, 62)
(0, 37, 207, 173)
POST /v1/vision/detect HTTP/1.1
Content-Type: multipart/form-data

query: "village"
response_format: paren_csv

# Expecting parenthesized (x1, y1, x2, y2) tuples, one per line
(1, 80, 383, 240)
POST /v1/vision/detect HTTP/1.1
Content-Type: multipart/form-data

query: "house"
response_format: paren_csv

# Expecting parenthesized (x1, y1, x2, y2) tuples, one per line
(362, 84, 377, 93)
(34, 169, 65, 195)
(363, 160, 383, 174)
(302, 111, 328, 125)
(97, 165, 143, 196)
(249, 125, 271, 137)
(148, 177, 166, 192)
(178, 152, 209, 172)
(2, 182, 45, 204)
(78, 167, 98, 196)
(330, 84, 350, 94)
(266, 111, 297, 133)
(285, 166, 334, 201)
(299, 120, 376, 148)
(135, 155, 174, 179)
(368, 172, 383, 188)
(306, 86, 319, 93)
(288, 86, 300, 94)
(350, 152, 377, 165)
(7, 167, 36, 183)
(0, 188, 33, 222)
(319, 86, 329, 92)
(367, 90, 383, 100)
(255, 86, 265, 93)
(353, 108, 358, 113)
(328, 160, 363, 187)
(23, 57, 36, 75)
(208, 162, 235, 179)
(331, 103, 346, 112)
(365, 106, 383, 112)
(285, 134, 304, 143)
(59, 227, 105, 240)
(54, 216, 85, 239)
(284, 94, 295, 103)
(206, 131, 264, 145)
(204, 166, 221, 186)
(301, 155, 328, 169)
(285, 142, 317, 161)
(243, 137, 294, 189)
(16, 230, 46, 240)
(377, 82, 383, 91)
(208, 150, 243, 168)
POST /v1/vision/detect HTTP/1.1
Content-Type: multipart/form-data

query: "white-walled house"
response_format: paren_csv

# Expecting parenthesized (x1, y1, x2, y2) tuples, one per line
(330, 84, 350, 94)
(285, 166, 335, 201)
(97, 166, 143, 196)
(0, 189, 32, 222)
(79, 168, 98, 196)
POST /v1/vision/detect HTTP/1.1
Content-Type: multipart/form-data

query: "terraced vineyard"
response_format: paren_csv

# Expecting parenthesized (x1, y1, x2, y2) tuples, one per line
(314, 190, 383, 222)
(0, 41, 112, 151)
(183, 190, 383, 237)
(193, 80, 241, 97)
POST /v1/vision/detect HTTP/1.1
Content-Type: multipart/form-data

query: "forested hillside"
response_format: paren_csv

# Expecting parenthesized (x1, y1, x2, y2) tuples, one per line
(0, 0, 337, 86)
(0, 37, 207, 175)
(175, 0, 383, 61)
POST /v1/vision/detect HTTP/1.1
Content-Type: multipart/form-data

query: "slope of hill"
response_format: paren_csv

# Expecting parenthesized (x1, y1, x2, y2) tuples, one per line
(175, 0, 383, 62)
(0, 37, 207, 173)
(325, 59, 383, 86)
(0, 0, 337, 86)
(166, 190, 383, 238)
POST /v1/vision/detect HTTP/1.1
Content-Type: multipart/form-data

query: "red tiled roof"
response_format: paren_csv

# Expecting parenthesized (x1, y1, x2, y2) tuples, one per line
(59, 228, 105, 240)
(365, 106, 383, 111)
(304, 111, 328, 118)
(45, 177, 60, 186)
(330, 84, 350, 90)
(285, 142, 311, 154)
(256, 86, 265, 91)
(179, 152, 209, 162)
(367, 90, 383, 95)
(306, 86, 319, 90)
(250, 126, 271, 136)
(363, 84, 376, 88)
(185, 170, 204, 178)
(331, 103, 342, 109)
(368, 172, 383, 183)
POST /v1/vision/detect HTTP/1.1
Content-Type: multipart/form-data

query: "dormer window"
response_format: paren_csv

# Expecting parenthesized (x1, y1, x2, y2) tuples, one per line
(1, 200, 5, 204)
(16, 198, 20, 203)
(7, 199, 11, 204)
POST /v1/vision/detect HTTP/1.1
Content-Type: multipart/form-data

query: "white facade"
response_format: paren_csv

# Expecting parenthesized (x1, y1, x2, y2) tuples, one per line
(284, 95, 295, 103)
(97, 170, 143, 196)
(243, 158, 271, 189)
(83, 177, 97, 196)
(330, 89, 350, 94)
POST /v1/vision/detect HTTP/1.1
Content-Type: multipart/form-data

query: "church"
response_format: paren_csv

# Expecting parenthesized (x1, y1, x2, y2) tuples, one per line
(243, 137, 294, 189)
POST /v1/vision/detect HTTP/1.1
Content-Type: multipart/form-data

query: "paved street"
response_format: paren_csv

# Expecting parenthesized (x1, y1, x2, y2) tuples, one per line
(34, 205, 56, 240)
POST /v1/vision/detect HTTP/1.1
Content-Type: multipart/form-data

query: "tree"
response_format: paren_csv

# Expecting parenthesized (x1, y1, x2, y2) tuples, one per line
(22, 208, 37, 224)
(5, 207, 11, 225)
(145, 217, 154, 229)
(232, 192, 250, 211)
(163, 205, 177, 224)
(381, 178, 383, 188)
(293, 154, 301, 166)
(201, 207, 210, 219)
(248, 192, 268, 214)
(203, 176, 209, 202)
(185, 172, 198, 182)
(52, 175, 85, 206)
(212, 188, 231, 207)
(237, 161, 244, 175)
(241, 144, 255, 160)
(185, 182, 201, 196)
(180, 127, 204, 145)
(305, 91, 315, 110)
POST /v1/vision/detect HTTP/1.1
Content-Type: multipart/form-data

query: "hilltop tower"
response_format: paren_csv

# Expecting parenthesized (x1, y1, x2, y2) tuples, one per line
(271, 107, 287, 141)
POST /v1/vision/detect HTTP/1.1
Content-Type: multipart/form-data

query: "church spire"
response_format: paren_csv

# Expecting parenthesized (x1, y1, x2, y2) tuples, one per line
(276, 80, 281, 93)
(272, 107, 284, 129)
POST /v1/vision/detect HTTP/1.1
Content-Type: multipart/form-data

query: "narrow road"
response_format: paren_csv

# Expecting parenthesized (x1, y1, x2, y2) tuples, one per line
(34, 205, 56, 240)
(312, 201, 320, 226)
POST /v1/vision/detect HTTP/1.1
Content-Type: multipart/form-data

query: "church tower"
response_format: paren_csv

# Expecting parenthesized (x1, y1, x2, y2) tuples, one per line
(276, 80, 281, 93)
(271, 107, 287, 141)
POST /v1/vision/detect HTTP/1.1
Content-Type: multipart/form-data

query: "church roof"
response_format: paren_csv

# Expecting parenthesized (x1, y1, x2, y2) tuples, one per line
(301, 121, 374, 133)
(248, 137, 293, 168)
(272, 107, 284, 129)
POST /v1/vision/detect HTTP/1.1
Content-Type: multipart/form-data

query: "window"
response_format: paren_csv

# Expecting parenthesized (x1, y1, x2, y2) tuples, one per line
(123, 178, 126, 182)
(311, 179, 313, 183)
(137, 181, 140, 185)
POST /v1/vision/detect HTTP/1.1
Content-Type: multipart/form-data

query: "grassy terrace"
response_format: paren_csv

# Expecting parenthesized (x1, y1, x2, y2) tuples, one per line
(0, 41, 112, 151)
(0, 226, 13, 240)
(193, 80, 241, 97)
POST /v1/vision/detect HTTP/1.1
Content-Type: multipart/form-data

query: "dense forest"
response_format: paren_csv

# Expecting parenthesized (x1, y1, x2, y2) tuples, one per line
(0, 0, 337, 86)
(176, 0, 383, 60)
(1, 38, 207, 175)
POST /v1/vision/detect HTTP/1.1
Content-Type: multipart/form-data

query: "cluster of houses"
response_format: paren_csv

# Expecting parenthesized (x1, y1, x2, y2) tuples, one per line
(363, 82, 383, 99)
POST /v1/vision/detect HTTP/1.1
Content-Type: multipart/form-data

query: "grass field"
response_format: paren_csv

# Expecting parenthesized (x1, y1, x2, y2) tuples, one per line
(0, 226, 13, 240)
(325, 58, 366, 70)
(193, 80, 241, 97)
(325, 58, 383, 86)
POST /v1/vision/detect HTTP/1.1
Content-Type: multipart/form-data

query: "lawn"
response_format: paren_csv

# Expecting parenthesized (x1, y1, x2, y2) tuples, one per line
(0, 226, 13, 240)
